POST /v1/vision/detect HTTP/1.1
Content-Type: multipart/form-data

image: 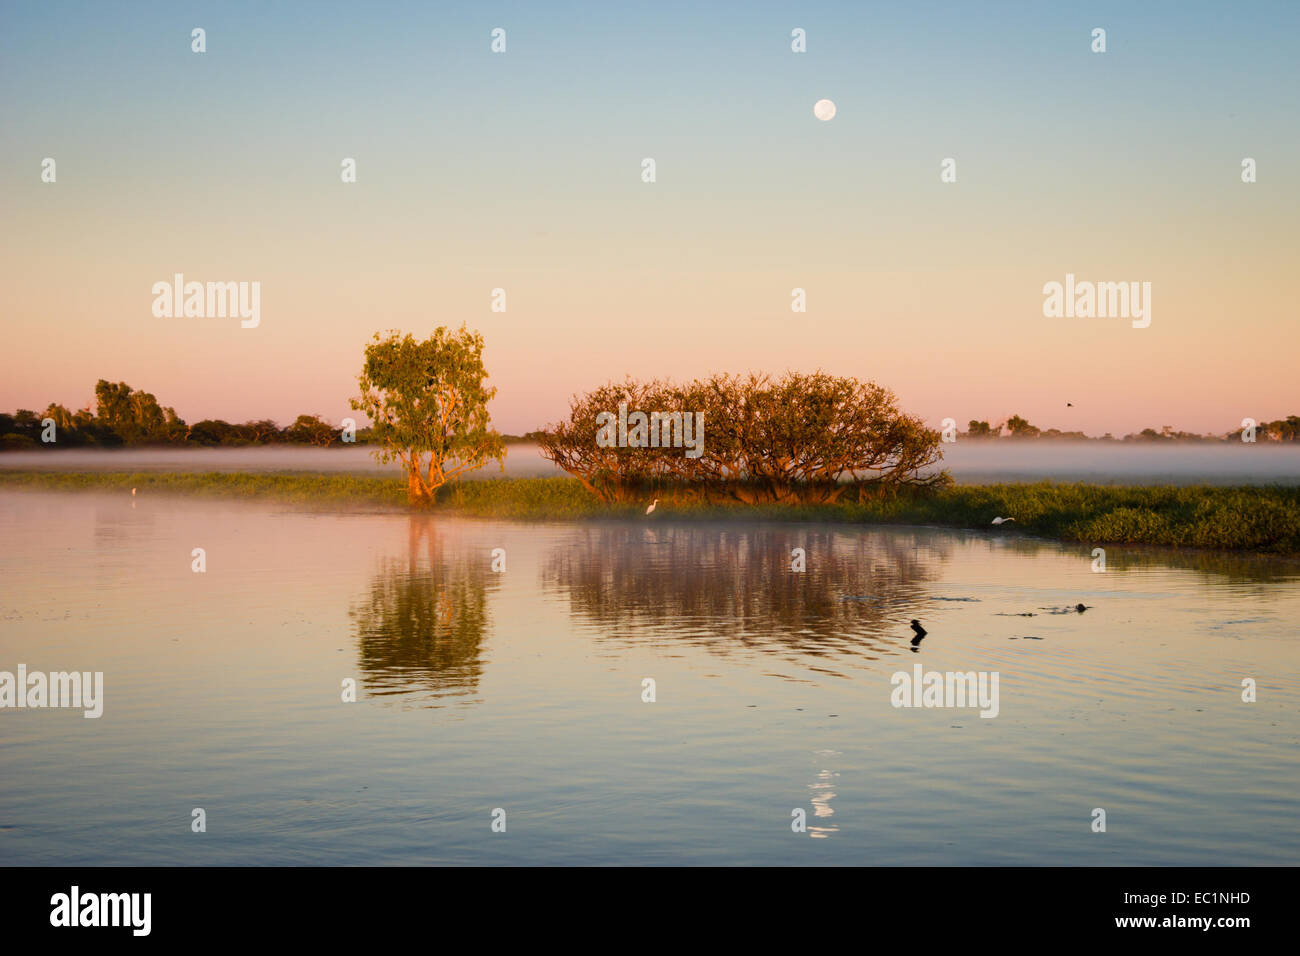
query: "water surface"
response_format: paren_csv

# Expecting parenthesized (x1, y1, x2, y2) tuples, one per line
(1, 489, 1297, 865)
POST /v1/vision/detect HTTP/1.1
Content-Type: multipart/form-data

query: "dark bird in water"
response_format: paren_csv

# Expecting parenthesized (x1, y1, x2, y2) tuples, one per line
(1067, 402, 1073, 407)
(1075, 603, 1090, 613)
(909, 619, 928, 647)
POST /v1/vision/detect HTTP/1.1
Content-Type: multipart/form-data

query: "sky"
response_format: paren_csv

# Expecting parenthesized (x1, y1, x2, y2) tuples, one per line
(2, 0, 1297, 436)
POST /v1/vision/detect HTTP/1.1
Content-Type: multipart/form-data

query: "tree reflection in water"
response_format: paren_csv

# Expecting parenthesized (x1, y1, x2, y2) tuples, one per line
(541, 524, 950, 669)
(349, 516, 495, 705)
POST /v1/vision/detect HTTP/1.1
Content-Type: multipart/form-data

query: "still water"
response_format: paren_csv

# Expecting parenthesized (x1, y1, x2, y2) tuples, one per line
(1, 489, 1297, 865)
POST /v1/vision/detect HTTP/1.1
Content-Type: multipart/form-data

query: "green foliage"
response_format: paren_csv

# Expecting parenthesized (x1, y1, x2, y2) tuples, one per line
(501, 430, 548, 444)
(187, 420, 237, 446)
(351, 328, 506, 503)
(1, 381, 376, 450)
(8, 473, 1294, 554)
(0, 470, 409, 508)
(1006, 414, 1040, 438)
(1257, 416, 1300, 442)
(94, 379, 185, 444)
(286, 414, 340, 447)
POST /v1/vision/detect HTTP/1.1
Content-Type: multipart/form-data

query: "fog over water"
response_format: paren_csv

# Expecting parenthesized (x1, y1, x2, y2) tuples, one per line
(0, 445, 564, 478)
(3, 442, 1298, 485)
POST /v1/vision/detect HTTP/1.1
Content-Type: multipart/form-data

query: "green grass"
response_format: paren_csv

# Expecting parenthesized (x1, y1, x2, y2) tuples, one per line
(2, 470, 1298, 554)
(0, 470, 410, 508)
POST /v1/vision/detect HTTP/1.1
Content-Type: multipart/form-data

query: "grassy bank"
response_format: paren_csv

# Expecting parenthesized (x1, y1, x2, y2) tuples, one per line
(2, 470, 1298, 554)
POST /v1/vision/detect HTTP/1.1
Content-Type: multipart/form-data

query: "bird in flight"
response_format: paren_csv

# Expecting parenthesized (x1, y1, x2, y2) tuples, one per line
(991, 516, 1015, 525)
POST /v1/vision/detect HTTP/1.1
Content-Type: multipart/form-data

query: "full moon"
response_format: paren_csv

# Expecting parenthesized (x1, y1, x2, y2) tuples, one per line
(813, 98, 836, 121)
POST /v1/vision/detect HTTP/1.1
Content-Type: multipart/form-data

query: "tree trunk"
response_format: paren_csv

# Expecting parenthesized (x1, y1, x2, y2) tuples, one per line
(406, 460, 430, 504)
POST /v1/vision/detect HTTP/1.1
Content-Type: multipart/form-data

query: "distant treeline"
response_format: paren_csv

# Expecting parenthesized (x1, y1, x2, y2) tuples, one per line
(4, 379, 1296, 453)
(0, 379, 546, 451)
(963, 414, 1300, 442)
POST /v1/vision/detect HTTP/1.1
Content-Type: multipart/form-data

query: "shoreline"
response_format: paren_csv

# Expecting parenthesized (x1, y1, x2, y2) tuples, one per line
(2, 470, 1298, 556)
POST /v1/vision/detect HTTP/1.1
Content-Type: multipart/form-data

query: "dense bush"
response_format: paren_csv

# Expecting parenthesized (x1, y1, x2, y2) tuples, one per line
(539, 372, 948, 504)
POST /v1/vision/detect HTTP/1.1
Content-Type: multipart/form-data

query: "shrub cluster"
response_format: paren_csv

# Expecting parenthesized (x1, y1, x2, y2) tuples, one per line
(539, 372, 948, 504)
